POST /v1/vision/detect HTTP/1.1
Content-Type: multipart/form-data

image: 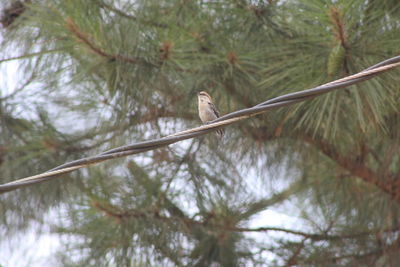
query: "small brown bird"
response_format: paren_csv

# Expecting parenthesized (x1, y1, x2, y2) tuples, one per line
(197, 91, 224, 138)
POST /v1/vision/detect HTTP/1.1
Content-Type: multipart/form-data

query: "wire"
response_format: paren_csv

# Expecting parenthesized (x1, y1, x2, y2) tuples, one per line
(1, 56, 400, 193)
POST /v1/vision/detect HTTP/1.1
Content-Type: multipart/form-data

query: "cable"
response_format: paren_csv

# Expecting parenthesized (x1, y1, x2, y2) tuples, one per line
(1, 56, 400, 193)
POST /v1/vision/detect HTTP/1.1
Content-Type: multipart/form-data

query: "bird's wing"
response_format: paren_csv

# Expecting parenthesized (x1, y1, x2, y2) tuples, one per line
(207, 101, 224, 137)
(207, 101, 220, 118)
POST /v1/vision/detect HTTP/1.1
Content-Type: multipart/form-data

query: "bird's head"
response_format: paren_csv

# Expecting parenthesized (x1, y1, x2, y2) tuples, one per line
(197, 91, 212, 103)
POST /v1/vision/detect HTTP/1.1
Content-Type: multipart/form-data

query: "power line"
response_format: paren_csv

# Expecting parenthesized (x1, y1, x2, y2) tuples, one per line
(1, 55, 400, 193)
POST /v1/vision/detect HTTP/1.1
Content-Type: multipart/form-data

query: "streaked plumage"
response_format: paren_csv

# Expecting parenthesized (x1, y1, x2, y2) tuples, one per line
(197, 91, 224, 138)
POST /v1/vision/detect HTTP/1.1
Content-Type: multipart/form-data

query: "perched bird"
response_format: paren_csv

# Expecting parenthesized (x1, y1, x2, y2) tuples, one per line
(197, 91, 224, 138)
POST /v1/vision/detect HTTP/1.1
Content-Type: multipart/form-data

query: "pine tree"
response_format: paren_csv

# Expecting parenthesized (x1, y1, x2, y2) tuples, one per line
(1, 0, 400, 266)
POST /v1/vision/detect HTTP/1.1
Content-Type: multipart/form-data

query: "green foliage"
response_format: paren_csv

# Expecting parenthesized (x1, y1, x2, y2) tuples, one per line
(1, 0, 400, 266)
(327, 43, 345, 77)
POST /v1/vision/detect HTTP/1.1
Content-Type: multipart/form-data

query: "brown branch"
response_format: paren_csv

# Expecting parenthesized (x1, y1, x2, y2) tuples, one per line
(0, 0, 30, 28)
(379, 141, 399, 178)
(329, 6, 350, 75)
(285, 237, 308, 266)
(364, 143, 382, 165)
(329, 7, 348, 49)
(92, 201, 184, 265)
(235, 225, 400, 241)
(301, 134, 396, 198)
(65, 17, 154, 66)
(92, 200, 196, 231)
(93, 201, 400, 243)
(239, 123, 400, 202)
(64, 17, 199, 73)
(302, 236, 400, 265)
(92, 201, 311, 236)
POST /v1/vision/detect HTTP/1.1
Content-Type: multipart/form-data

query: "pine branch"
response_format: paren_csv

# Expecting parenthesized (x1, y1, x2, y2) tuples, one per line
(224, 80, 254, 108)
(378, 141, 399, 178)
(0, 47, 69, 64)
(301, 236, 400, 265)
(302, 134, 394, 197)
(92, 198, 400, 243)
(96, 0, 168, 28)
(238, 181, 305, 220)
(0, 71, 35, 101)
(285, 237, 307, 267)
(0, 0, 29, 28)
(65, 17, 154, 66)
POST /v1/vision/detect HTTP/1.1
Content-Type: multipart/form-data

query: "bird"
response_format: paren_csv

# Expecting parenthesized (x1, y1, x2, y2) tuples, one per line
(197, 91, 224, 138)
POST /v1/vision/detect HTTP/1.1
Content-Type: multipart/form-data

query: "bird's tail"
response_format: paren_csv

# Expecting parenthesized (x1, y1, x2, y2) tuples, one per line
(216, 128, 225, 138)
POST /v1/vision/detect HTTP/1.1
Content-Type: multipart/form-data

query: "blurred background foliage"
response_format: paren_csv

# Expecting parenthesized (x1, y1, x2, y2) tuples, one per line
(0, 0, 400, 266)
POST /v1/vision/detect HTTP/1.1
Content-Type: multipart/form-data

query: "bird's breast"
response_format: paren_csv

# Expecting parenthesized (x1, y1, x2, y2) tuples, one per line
(198, 103, 217, 123)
